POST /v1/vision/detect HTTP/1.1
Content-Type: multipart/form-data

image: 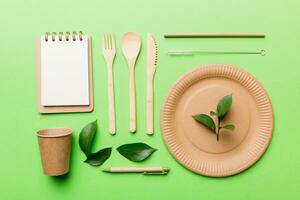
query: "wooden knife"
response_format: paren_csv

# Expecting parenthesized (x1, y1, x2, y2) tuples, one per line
(146, 33, 157, 135)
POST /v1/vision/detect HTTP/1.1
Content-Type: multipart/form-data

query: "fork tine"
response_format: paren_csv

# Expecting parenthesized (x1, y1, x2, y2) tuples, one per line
(103, 34, 106, 49)
(105, 33, 108, 49)
(107, 34, 111, 49)
(110, 34, 115, 50)
(105, 34, 108, 49)
(111, 34, 114, 49)
(109, 34, 112, 49)
(102, 34, 106, 51)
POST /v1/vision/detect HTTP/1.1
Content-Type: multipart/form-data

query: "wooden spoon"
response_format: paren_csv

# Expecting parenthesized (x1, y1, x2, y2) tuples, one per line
(121, 32, 141, 133)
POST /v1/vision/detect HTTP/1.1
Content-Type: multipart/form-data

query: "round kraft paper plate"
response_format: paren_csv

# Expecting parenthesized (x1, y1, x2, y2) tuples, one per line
(160, 64, 273, 177)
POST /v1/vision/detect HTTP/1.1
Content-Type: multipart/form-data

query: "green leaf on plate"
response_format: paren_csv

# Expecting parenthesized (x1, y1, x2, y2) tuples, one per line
(117, 143, 157, 162)
(222, 124, 235, 131)
(84, 147, 112, 166)
(193, 114, 216, 133)
(217, 94, 232, 120)
(210, 111, 217, 116)
(79, 120, 97, 156)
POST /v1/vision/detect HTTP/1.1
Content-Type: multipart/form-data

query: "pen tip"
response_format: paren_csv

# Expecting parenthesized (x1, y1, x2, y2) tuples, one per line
(163, 167, 170, 172)
(102, 168, 110, 173)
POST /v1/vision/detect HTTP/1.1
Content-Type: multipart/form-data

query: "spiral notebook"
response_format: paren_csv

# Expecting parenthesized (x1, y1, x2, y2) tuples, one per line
(36, 31, 93, 113)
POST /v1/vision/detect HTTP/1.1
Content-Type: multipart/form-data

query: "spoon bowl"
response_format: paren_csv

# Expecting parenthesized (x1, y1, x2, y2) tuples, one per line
(121, 32, 141, 65)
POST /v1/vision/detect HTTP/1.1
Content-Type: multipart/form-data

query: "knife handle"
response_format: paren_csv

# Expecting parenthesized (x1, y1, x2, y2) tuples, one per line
(147, 70, 154, 135)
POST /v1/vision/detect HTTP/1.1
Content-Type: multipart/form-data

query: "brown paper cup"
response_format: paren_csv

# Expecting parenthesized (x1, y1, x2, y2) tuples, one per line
(36, 128, 72, 176)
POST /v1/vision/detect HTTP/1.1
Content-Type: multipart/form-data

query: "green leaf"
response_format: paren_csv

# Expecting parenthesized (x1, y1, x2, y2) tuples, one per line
(217, 94, 232, 120)
(210, 111, 217, 116)
(222, 124, 235, 131)
(117, 143, 157, 162)
(79, 120, 97, 156)
(84, 147, 112, 166)
(193, 114, 216, 132)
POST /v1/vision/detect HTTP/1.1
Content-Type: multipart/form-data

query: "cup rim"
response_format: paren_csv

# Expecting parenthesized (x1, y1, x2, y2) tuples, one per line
(36, 127, 72, 138)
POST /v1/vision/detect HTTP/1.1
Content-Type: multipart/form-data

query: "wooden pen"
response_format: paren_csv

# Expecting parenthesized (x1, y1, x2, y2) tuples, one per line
(103, 167, 170, 175)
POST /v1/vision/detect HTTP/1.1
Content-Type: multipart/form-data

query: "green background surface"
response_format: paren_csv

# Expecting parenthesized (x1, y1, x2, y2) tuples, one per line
(0, 0, 299, 199)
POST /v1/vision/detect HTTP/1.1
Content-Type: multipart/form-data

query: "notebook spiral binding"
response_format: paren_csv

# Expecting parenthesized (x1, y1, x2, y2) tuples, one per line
(45, 31, 83, 42)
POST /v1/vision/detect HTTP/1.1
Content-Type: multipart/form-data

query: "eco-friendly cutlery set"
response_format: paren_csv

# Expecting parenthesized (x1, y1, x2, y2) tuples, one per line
(36, 31, 273, 178)
(102, 32, 157, 134)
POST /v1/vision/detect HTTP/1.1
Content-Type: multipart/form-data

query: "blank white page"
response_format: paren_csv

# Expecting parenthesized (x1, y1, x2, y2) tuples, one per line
(40, 35, 89, 106)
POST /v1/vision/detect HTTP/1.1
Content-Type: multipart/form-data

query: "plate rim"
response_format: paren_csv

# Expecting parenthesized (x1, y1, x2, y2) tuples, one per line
(160, 64, 274, 177)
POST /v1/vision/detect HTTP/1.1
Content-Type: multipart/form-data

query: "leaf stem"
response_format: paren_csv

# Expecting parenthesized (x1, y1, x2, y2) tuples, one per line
(216, 117, 221, 141)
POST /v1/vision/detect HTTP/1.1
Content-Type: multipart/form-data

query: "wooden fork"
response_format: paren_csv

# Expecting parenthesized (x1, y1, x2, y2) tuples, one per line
(102, 34, 116, 135)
